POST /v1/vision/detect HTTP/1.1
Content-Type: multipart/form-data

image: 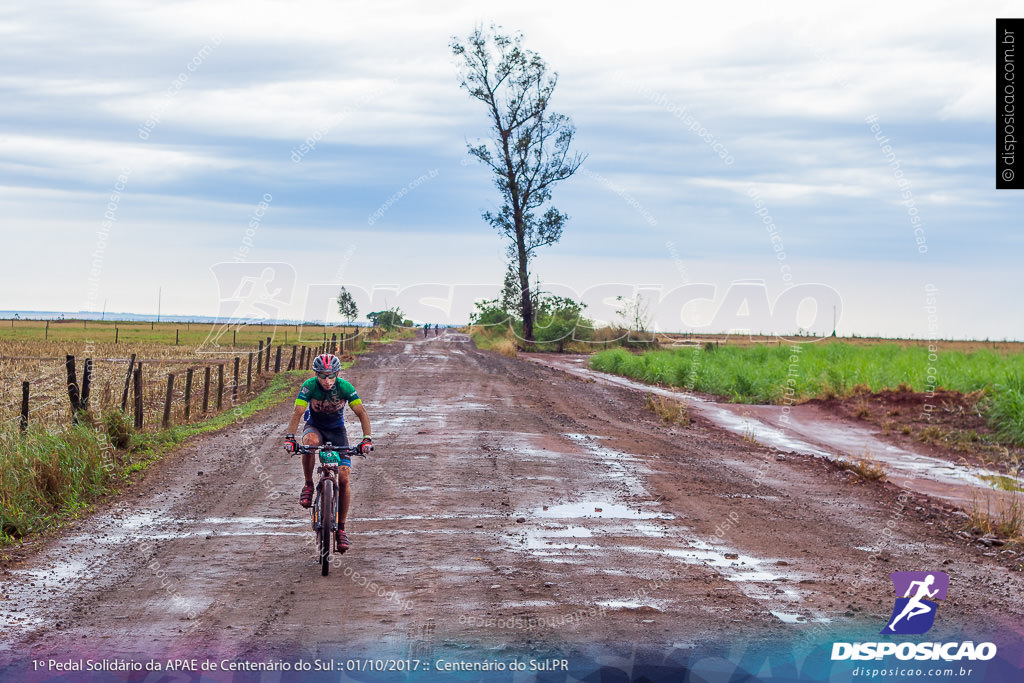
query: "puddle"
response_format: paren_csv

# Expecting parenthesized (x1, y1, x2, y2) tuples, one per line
(654, 547, 783, 581)
(449, 402, 488, 411)
(499, 600, 558, 608)
(771, 611, 807, 624)
(201, 517, 305, 527)
(533, 502, 672, 520)
(8, 559, 92, 590)
(358, 513, 503, 522)
(562, 433, 649, 497)
(524, 526, 597, 551)
(597, 599, 667, 611)
(634, 523, 670, 537)
(620, 539, 807, 606)
(770, 610, 831, 624)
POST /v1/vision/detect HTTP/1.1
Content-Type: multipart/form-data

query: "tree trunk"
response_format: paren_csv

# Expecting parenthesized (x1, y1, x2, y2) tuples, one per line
(516, 224, 533, 342)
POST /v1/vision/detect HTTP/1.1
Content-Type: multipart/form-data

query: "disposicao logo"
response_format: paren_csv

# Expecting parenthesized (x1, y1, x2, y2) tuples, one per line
(831, 571, 997, 662)
(881, 571, 948, 635)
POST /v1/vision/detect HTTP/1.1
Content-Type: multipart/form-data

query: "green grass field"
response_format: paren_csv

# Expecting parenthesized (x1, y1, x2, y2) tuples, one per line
(589, 342, 1024, 446)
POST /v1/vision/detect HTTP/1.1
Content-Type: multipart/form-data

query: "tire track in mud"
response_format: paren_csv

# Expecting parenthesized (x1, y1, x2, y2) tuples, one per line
(1, 333, 1022, 666)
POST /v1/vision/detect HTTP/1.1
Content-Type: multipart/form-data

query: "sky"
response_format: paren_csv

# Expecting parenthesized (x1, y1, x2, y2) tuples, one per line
(1, 0, 1022, 339)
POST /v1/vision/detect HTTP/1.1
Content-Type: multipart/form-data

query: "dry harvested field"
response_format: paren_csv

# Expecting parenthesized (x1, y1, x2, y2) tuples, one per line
(0, 320, 364, 432)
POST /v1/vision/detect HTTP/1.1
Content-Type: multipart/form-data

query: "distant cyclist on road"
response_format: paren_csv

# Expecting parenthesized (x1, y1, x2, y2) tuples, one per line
(283, 353, 372, 552)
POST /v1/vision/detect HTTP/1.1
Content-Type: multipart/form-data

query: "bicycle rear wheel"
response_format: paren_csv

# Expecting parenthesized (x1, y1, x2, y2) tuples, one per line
(319, 480, 333, 576)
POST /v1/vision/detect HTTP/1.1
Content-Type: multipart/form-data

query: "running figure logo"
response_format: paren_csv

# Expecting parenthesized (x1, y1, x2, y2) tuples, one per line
(198, 262, 296, 352)
(881, 571, 948, 635)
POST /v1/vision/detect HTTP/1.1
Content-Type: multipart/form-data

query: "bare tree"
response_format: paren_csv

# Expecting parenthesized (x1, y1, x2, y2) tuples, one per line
(452, 25, 586, 342)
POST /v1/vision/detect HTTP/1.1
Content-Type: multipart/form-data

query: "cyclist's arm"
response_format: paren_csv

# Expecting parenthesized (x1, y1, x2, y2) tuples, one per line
(350, 402, 371, 439)
(286, 403, 306, 435)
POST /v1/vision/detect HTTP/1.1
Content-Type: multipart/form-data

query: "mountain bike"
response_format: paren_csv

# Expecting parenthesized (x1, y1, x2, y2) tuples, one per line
(295, 443, 365, 576)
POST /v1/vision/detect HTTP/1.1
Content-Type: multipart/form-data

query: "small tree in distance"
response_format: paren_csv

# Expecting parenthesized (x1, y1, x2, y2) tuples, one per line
(616, 294, 652, 334)
(337, 287, 358, 351)
(367, 308, 405, 329)
(452, 25, 586, 343)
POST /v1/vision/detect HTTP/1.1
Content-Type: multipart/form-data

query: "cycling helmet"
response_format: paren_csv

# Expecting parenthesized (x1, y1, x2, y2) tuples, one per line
(312, 353, 342, 374)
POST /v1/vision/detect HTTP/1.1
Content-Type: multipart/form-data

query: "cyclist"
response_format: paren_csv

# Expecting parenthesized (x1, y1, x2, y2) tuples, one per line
(283, 353, 372, 553)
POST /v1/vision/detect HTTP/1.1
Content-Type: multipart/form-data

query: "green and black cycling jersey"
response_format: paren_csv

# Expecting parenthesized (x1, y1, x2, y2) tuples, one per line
(295, 377, 361, 429)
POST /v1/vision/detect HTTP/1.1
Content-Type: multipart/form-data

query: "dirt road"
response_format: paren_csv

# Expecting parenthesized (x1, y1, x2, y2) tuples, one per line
(2, 334, 1022, 680)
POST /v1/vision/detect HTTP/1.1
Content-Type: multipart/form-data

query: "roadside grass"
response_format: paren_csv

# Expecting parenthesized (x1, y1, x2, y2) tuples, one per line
(589, 343, 1024, 446)
(0, 369, 308, 547)
(643, 392, 689, 426)
(967, 490, 1023, 541)
(468, 325, 518, 358)
(835, 454, 887, 481)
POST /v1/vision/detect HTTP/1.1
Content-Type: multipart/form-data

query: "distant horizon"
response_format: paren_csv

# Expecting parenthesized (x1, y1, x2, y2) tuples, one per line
(0, 309, 372, 327)
(1, 309, 1020, 343)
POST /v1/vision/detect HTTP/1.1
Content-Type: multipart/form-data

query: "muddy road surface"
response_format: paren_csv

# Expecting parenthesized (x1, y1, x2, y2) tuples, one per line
(2, 334, 1022, 679)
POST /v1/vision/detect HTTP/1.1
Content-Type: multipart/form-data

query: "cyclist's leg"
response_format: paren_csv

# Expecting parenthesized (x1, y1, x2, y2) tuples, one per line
(338, 464, 351, 528)
(298, 424, 322, 507)
(301, 424, 322, 482)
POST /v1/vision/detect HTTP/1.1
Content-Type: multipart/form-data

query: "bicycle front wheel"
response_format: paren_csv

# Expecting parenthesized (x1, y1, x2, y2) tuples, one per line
(319, 480, 333, 576)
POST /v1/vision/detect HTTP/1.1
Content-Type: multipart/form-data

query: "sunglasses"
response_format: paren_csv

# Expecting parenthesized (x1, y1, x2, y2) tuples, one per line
(316, 372, 338, 380)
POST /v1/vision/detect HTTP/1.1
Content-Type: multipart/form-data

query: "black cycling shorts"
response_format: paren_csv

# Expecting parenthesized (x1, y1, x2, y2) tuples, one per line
(302, 423, 349, 450)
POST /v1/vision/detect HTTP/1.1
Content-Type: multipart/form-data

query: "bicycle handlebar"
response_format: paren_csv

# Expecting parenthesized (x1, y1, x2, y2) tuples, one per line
(294, 444, 364, 457)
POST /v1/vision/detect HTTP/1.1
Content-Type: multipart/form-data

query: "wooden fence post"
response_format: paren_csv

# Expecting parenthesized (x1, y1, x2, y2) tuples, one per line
(217, 364, 224, 410)
(257, 341, 263, 375)
(274, 345, 282, 373)
(202, 366, 211, 413)
(184, 368, 194, 420)
(66, 355, 81, 424)
(20, 381, 29, 432)
(163, 374, 175, 428)
(120, 353, 136, 411)
(133, 367, 143, 429)
(331, 333, 337, 355)
(289, 345, 296, 370)
(233, 329, 236, 346)
(247, 352, 253, 393)
(233, 357, 240, 403)
(115, 327, 119, 344)
(81, 358, 93, 413)
(265, 337, 271, 370)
